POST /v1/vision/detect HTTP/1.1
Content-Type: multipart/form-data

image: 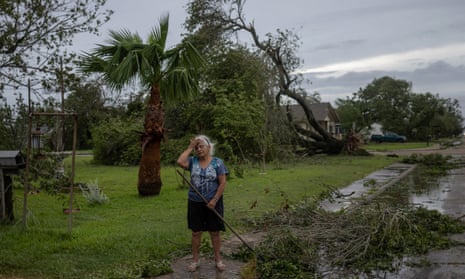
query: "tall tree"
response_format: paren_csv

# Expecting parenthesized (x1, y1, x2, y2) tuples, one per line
(0, 0, 112, 91)
(357, 76, 412, 134)
(408, 92, 444, 139)
(80, 15, 203, 196)
(335, 95, 366, 132)
(63, 83, 109, 149)
(167, 16, 295, 163)
(185, 0, 344, 154)
(428, 97, 464, 138)
(0, 93, 28, 149)
(336, 77, 464, 140)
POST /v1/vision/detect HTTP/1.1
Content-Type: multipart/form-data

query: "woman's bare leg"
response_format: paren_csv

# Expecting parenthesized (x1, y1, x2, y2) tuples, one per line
(209, 231, 221, 262)
(192, 231, 202, 262)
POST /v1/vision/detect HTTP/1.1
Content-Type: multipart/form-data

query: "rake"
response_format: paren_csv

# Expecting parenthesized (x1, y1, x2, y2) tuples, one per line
(176, 169, 256, 254)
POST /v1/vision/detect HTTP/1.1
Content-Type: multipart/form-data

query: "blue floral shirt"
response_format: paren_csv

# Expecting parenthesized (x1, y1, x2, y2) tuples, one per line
(188, 157, 228, 202)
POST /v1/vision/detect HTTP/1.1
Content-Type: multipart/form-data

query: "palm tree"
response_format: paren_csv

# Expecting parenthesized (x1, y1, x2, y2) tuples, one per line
(80, 15, 203, 196)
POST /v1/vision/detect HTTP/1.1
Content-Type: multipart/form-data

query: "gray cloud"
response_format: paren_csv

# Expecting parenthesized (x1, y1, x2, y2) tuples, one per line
(304, 60, 465, 116)
(312, 39, 365, 52)
(69, 0, 465, 119)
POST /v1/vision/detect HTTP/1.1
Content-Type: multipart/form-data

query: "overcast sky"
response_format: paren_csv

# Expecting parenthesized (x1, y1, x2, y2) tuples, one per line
(76, 0, 465, 116)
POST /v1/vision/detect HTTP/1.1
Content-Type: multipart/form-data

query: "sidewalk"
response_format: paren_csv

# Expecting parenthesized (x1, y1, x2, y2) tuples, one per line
(155, 232, 263, 279)
(155, 256, 245, 279)
(319, 162, 416, 212)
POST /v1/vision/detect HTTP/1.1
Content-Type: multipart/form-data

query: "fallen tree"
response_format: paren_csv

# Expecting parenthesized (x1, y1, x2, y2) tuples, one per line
(237, 154, 465, 278)
(186, 0, 345, 155)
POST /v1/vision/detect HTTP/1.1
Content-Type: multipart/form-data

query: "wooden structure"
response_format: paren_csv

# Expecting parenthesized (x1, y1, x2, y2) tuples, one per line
(24, 111, 78, 234)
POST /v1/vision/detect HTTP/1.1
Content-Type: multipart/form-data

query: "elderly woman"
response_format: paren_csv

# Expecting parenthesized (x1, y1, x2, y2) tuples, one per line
(176, 135, 228, 272)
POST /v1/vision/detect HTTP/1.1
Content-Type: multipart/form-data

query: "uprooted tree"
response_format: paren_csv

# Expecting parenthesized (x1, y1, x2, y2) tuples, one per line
(186, 0, 345, 154)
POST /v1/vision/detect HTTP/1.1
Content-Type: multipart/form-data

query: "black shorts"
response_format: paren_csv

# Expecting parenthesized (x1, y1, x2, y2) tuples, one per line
(188, 199, 225, 232)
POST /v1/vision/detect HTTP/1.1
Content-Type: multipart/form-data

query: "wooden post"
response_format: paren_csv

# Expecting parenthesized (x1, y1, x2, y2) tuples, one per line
(0, 169, 4, 220)
(23, 86, 33, 229)
(67, 114, 78, 234)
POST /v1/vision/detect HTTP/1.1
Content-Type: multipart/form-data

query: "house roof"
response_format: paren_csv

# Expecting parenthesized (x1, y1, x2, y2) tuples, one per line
(288, 102, 340, 122)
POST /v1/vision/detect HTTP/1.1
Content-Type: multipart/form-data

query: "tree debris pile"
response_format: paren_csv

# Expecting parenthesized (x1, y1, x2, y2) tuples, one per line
(240, 197, 465, 278)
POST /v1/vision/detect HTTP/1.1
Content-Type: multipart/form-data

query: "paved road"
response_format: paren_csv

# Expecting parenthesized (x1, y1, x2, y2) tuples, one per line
(376, 140, 465, 279)
(394, 166, 465, 279)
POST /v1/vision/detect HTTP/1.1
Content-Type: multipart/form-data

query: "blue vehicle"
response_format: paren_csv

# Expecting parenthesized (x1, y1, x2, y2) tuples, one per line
(370, 132, 407, 143)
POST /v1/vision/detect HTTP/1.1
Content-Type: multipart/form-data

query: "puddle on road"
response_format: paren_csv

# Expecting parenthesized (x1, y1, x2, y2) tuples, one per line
(409, 174, 451, 213)
(383, 158, 465, 279)
(320, 156, 465, 279)
(386, 157, 465, 214)
(383, 168, 451, 207)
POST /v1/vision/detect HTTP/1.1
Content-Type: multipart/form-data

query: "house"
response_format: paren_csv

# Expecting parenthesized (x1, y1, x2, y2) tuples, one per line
(287, 102, 343, 139)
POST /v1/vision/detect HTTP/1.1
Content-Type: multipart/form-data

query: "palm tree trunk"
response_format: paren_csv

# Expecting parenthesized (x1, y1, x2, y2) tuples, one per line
(137, 85, 164, 196)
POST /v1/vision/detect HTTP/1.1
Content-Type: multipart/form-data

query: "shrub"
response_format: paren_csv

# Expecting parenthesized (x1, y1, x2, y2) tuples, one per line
(91, 117, 142, 166)
(79, 179, 109, 206)
(160, 136, 193, 165)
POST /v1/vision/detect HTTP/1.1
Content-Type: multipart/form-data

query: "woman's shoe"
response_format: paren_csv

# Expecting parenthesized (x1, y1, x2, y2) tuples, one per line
(215, 261, 226, 271)
(187, 260, 200, 272)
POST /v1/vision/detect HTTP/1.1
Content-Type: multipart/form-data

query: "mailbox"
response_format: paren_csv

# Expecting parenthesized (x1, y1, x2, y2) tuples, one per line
(0, 150, 26, 175)
(0, 150, 25, 221)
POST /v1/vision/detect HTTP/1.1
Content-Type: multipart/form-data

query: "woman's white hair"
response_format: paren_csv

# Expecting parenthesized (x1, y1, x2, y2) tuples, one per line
(195, 135, 214, 155)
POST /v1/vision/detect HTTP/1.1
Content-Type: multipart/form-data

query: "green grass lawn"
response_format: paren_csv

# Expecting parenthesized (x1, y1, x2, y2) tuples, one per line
(363, 141, 436, 152)
(0, 154, 400, 278)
